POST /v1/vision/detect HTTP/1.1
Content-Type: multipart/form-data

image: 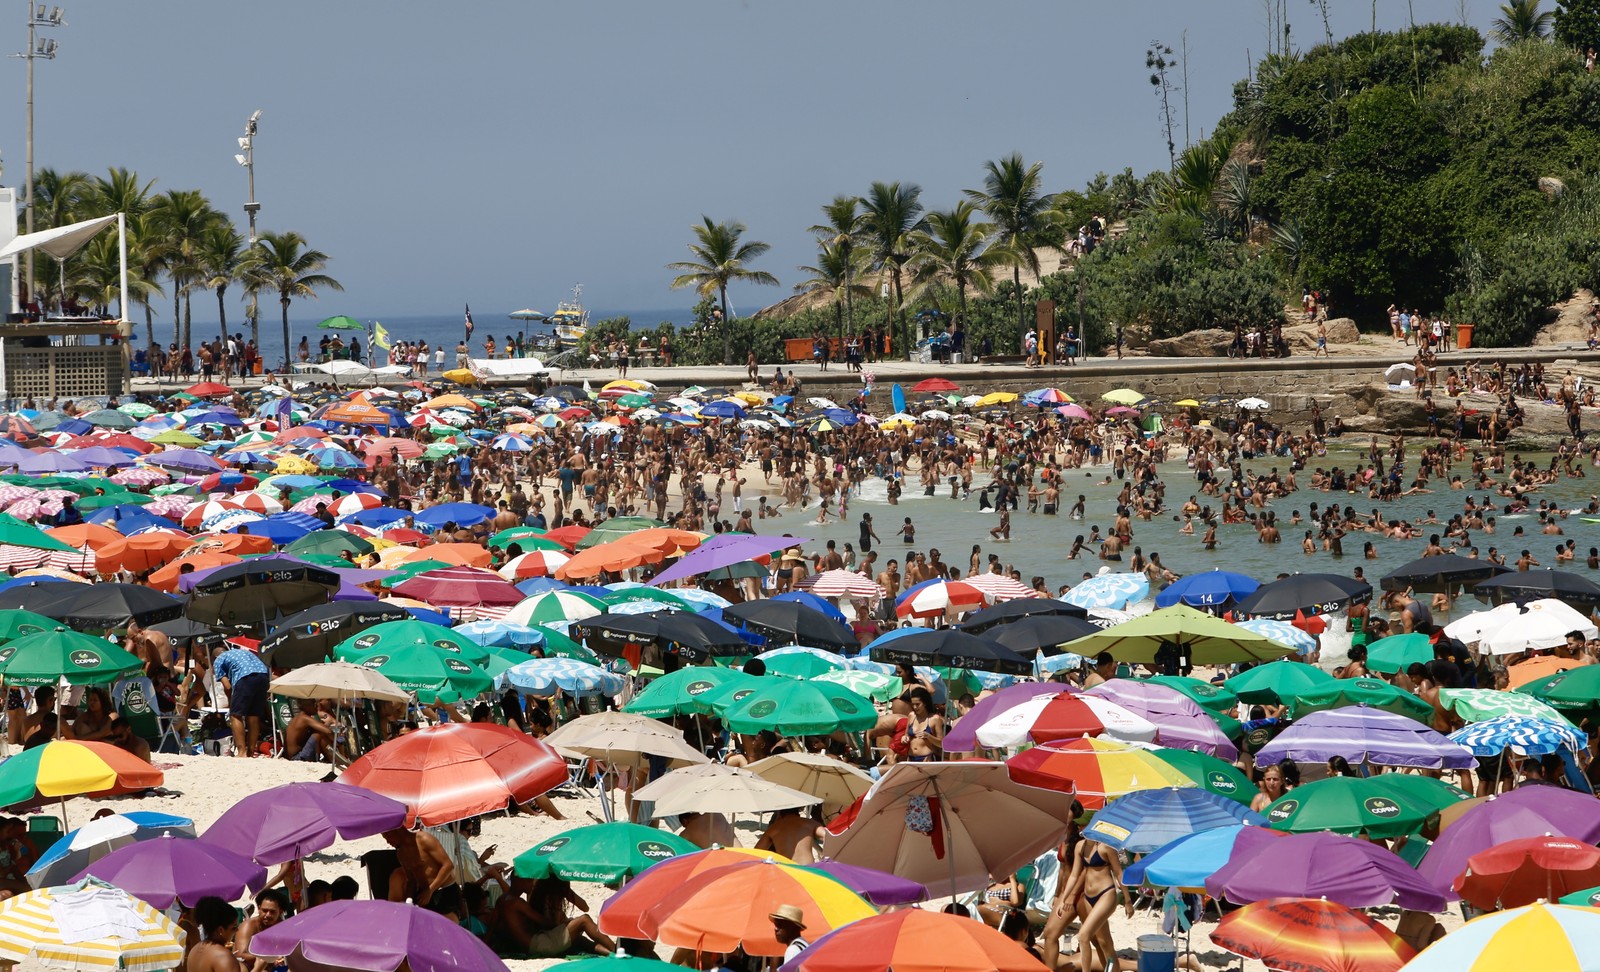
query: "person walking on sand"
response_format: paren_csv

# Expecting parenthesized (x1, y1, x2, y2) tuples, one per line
(1314, 319, 1328, 357)
(747, 348, 759, 383)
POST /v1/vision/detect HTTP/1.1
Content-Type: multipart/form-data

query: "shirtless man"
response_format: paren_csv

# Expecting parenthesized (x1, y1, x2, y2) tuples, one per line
(754, 806, 826, 864)
(678, 811, 738, 850)
(234, 889, 289, 972)
(383, 827, 457, 910)
(284, 700, 335, 763)
(125, 622, 173, 677)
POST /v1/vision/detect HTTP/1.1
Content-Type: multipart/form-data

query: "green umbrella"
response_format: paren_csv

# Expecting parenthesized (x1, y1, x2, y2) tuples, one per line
(759, 649, 848, 681)
(116, 402, 157, 419)
(1365, 633, 1435, 675)
(717, 679, 877, 735)
(0, 627, 143, 686)
(379, 559, 454, 587)
(615, 393, 653, 409)
(336, 643, 491, 704)
(623, 666, 757, 718)
(0, 515, 76, 552)
(1367, 772, 1472, 814)
(477, 644, 532, 679)
(513, 821, 697, 883)
(1224, 660, 1335, 705)
(283, 551, 357, 570)
(532, 624, 599, 664)
(1291, 677, 1432, 722)
(1147, 748, 1255, 806)
(150, 429, 204, 446)
(516, 591, 607, 625)
(813, 668, 900, 703)
(488, 527, 566, 551)
(598, 588, 697, 613)
(1262, 776, 1440, 838)
(1521, 667, 1600, 719)
(333, 619, 489, 664)
(422, 443, 459, 460)
(74, 492, 150, 511)
(1559, 885, 1600, 907)
(1141, 675, 1238, 714)
(317, 315, 366, 331)
(0, 610, 63, 645)
(150, 483, 199, 497)
(1439, 687, 1574, 724)
(81, 409, 136, 430)
(1062, 605, 1296, 666)
(286, 530, 374, 558)
(576, 516, 665, 550)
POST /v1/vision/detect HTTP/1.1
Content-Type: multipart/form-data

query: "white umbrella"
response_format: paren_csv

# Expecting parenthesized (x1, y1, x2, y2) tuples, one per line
(972, 693, 1159, 749)
(1385, 362, 1417, 382)
(633, 763, 819, 817)
(921, 409, 952, 420)
(747, 752, 874, 818)
(1446, 599, 1598, 655)
(269, 662, 410, 705)
(542, 711, 708, 772)
(1236, 397, 1271, 411)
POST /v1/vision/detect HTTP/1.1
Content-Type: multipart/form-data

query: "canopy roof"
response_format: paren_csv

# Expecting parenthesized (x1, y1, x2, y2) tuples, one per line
(0, 214, 117, 262)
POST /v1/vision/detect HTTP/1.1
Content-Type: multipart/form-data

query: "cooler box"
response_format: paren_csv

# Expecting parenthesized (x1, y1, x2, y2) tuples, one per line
(1137, 934, 1177, 972)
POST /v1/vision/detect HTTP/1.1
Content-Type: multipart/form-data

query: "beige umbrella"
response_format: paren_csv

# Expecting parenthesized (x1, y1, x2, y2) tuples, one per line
(822, 761, 1076, 898)
(748, 752, 873, 819)
(269, 662, 410, 704)
(542, 711, 708, 772)
(634, 763, 819, 817)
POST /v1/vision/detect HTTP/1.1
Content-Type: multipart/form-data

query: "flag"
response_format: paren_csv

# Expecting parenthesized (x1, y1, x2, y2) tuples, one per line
(464, 303, 475, 335)
(373, 322, 391, 350)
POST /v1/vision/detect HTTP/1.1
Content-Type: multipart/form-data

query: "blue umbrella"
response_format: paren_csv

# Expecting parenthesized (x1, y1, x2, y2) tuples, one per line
(86, 506, 181, 534)
(1154, 570, 1259, 609)
(322, 478, 385, 496)
(1063, 572, 1150, 610)
(454, 619, 547, 648)
(405, 606, 454, 626)
(342, 507, 409, 529)
(1449, 714, 1587, 756)
(306, 447, 365, 469)
(697, 400, 745, 419)
(818, 408, 858, 426)
(516, 576, 567, 596)
(772, 591, 847, 622)
(413, 502, 495, 529)
(244, 512, 323, 545)
(1084, 787, 1265, 853)
(27, 810, 196, 888)
(1123, 824, 1260, 889)
(184, 411, 244, 427)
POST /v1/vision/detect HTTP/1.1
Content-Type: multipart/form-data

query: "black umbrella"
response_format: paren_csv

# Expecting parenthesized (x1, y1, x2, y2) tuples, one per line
(869, 629, 1032, 676)
(721, 601, 857, 652)
(957, 598, 1086, 634)
(983, 615, 1102, 657)
(0, 581, 78, 614)
(573, 609, 752, 663)
(544, 385, 587, 402)
(37, 583, 182, 629)
(186, 557, 341, 633)
(1474, 569, 1600, 609)
(1234, 573, 1372, 620)
(1380, 555, 1510, 594)
(149, 616, 227, 649)
(258, 602, 413, 669)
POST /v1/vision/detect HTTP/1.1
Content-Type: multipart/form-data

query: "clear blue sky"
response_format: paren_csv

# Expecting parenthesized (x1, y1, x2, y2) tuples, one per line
(7, 0, 1484, 321)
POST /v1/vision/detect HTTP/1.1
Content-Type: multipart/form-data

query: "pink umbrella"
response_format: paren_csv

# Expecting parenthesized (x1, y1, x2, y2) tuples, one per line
(1106, 406, 1141, 417)
(393, 567, 523, 621)
(1086, 680, 1239, 759)
(110, 468, 169, 487)
(2, 497, 41, 521)
(1056, 404, 1092, 420)
(963, 573, 1039, 602)
(799, 569, 885, 601)
(144, 495, 193, 520)
(0, 485, 37, 507)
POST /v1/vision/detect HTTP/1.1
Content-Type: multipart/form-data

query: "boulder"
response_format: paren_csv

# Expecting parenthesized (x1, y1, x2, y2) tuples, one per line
(1284, 317, 1359, 351)
(1532, 290, 1596, 346)
(1147, 328, 1231, 357)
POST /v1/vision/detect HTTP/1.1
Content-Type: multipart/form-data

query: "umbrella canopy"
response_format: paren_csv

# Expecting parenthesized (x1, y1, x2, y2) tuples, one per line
(802, 860, 927, 907)
(1063, 604, 1296, 665)
(1462, 599, 1600, 655)
(1154, 569, 1259, 608)
(1083, 787, 1264, 852)
(25, 811, 194, 889)
(822, 761, 1078, 897)
(574, 610, 752, 663)
(598, 848, 795, 940)
(1454, 836, 1600, 911)
(1291, 677, 1433, 722)
(1062, 572, 1150, 610)
(1443, 687, 1573, 724)
(942, 682, 1076, 753)
(1365, 632, 1437, 674)
(1085, 680, 1239, 758)
(33, 583, 182, 630)
(200, 781, 408, 866)
(186, 557, 340, 630)
(0, 628, 142, 686)
(1521, 665, 1600, 718)
(541, 711, 708, 772)
(0, 879, 185, 972)
(1256, 705, 1475, 769)
(755, 646, 850, 680)
(633, 763, 820, 817)
(1380, 554, 1510, 594)
(1475, 568, 1600, 609)
(76, 833, 266, 910)
(1450, 714, 1586, 757)
(249, 899, 507, 972)
(269, 662, 410, 705)
(0, 739, 162, 806)
(722, 600, 856, 652)
(777, 909, 1041, 972)
(504, 589, 608, 626)
(1123, 824, 1257, 890)
(622, 666, 759, 719)
(339, 722, 568, 827)
(1210, 897, 1415, 972)
(715, 679, 877, 736)
(971, 691, 1158, 748)
(867, 628, 1030, 675)
(1005, 737, 1194, 810)
(1235, 573, 1372, 619)
(637, 858, 875, 957)
(1417, 787, 1600, 892)
(895, 580, 987, 619)
(497, 657, 624, 697)
(258, 601, 413, 668)
(1261, 775, 1460, 838)
(513, 821, 698, 883)
(1204, 828, 1448, 910)
(1147, 748, 1256, 806)
(337, 642, 491, 704)
(747, 752, 874, 819)
(1397, 903, 1600, 972)
(956, 597, 1085, 634)
(983, 614, 1101, 656)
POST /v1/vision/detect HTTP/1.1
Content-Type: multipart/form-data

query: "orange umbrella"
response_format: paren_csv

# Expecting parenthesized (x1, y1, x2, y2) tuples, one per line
(782, 910, 1046, 972)
(194, 533, 274, 556)
(399, 543, 490, 569)
(46, 524, 124, 550)
(422, 394, 480, 411)
(554, 540, 660, 581)
(148, 551, 241, 593)
(362, 436, 424, 459)
(271, 426, 328, 444)
(625, 527, 706, 557)
(1210, 897, 1415, 972)
(599, 849, 790, 939)
(320, 402, 396, 426)
(96, 533, 195, 574)
(1507, 656, 1582, 689)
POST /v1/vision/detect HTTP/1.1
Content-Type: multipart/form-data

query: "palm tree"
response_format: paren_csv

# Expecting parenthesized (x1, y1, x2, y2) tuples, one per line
(857, 181, 925, 358)
(250, 231, 343, 372)
(965, 154, 1055, 343)
(196, 223, 256, 346)
(1493, 0, 1553, 42)
(86, 167, 154, 220)
(151, 189, 223, 348)
(30, 168, 90, 230)
(794, 241, 871, 342)
(68, 232, 158, 322)
(809, 196, 864, 337)
(666, 217, 779, 364)
(909, 201, 999, 325)
(130, 213, 172, 349)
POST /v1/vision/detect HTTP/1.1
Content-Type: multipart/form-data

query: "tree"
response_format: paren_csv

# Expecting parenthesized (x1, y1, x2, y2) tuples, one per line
(1554, 0, 1600, 49)
(964, 154, 1055, 345)
(250, 231, 343, 372)
(858, 181, 925, 358)
(30, 168, 90, 230)
(666, 217, 779, 364)
(1147, 41, 1180, 169)
(793, 242, 871, 341)
(908, 201, 999, 324)
(151, 189, 223, 348)
(809, 196, 864, 337)
(1495, 0, 1555, 41)
(86, 167, 154, 221)
(196, 223, 256, 346)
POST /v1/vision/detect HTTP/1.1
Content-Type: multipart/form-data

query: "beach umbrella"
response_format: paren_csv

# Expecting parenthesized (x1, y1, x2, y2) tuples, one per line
(1154, 569, 1259, 609)
(285, 528, 374, 558)
(779, 909, 1040, 972)
(801, 861, 927, 908)
(0, 608, 65, 645)
(894, 579, 988, 619)
(1365, 632, 1437, 675)
(622, 666, 759, 718)
(796, 568, 884, 600)
(1473, 599, 1599, 655)
(1225, 659, 1333, 703)
(1064, 604, 1296, 666)
(1084, 787, 1265, 852)
(1507, 655, 1587, 690)
(1147, 748, 1256, 805)
(0, 628, 142, 686)
(338, 643, 491, 703)
(723, 600, 856, 651)
(597, 586, 697, 613)
(1085, 680, 1240, 758)
(598, 848, 796, 939)
(186, 557, 340, 630)
(497, 549, 572, 580)
(868, 628, 1030, 675)
(411, 502, 495, 529)
(497, 657, 624, 697)
(92, 532, 194, 574)
(577, 515, 667, 550)
(634, 763, 819, 817)
(1292, 677, 1433, 721)
(340, 722, 568, 827)
(1255, 706, 1475, 770)
(638, 857, 875, 957)
(1520, 665, 1600, 718)
(1393, 903, 1600, 972)
(1418, 787, 1600, 892)
(823, 761, 1078, 898)
(716, 679, 877, 736)
(1205, 828, 1448, 910)
(249, 899, 507, 972)
(959, 573, 1039, 602)
(1454, 836, 1600, 911)
(392, 566, 522, 618)
(747, 752, 873, 819)
(76, 833, 265, 910)
(574, 609, 753, 663)
(1450, 714, 1587, 756)
(25, 812, 194, 889)
(513, 821, 697, 883)
(940, 682, 1076, 755)
(258, 601, 412, 668)
(983, 613, 1101, 657)
(1260, 776, 1454, 838)
(201, 781, 408, 866)
(503, 589, 607, 626)
(1210, 898, 1415, 972)
(972, 687, 1158, 748)
(1475, 568, 1600, 609)
(1062, 571, 1149, 610)
(755, 645, 850, 680)
(1124, 823, 1257, 890)
(1441, 687, 1571, 724)
(1235, 572, 1371, 620)
(1380, 553, 1509, 594)
(0, 878, 185, 972)
(541, 710, 708, 772)
(957, 596, 1084, 633)
(269, 661, 410, 705)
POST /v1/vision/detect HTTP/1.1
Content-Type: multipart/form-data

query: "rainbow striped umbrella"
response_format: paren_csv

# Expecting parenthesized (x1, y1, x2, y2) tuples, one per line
(1211, 897, 1414, 972)
(1399, 903, 1600, 972)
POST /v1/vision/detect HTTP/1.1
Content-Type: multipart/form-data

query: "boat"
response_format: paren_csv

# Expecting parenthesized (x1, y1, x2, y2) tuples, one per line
(548, 284, 590, 342)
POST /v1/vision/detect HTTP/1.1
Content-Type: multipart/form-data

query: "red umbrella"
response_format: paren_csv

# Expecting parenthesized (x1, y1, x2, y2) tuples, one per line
(540, 525, 591, 550)
(912, 378, 960, 393)
(88, 433, 155, 454)
(1454, 836, 1600, 910)
(339, 722, 567, 827)
(1211, 897, 1415, 972)
(785, 909, 1047, 972)
(198, 472, 259, 493)
(185, 382, 233, 398)
(391, 566, 523, 617)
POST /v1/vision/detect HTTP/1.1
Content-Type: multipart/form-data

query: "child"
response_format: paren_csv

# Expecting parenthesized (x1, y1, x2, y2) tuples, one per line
(900, 517, 916, 544)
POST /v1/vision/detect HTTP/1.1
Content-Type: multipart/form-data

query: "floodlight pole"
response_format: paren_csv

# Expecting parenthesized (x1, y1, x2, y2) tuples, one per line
(14, 4, 65, 313)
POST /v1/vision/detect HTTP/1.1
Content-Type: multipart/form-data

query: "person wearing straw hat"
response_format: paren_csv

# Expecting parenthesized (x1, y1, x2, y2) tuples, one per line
(768, 904, 810, 962)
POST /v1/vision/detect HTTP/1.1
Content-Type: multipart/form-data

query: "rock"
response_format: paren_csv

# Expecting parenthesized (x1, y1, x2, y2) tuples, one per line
(1284, 317, 1359, 351)
(1533, 289, 1596, 346)
(1147, 328, 1232, 357)
(1540, 176, 1567, 199)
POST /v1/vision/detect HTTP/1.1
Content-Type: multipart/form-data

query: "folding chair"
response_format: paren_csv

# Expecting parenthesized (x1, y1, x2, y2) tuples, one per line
(111, 677, 169, 754)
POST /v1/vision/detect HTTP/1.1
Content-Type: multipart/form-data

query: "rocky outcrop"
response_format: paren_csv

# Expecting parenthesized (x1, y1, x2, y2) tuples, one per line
(1146, 328, 1231, 357)
(1284, 317, 1360, 351)
(1533, 289, 1596, 346)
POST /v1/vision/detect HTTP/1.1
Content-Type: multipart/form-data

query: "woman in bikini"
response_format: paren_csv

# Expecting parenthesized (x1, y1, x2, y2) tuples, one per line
(904, 687, 944, 763)
(1062, 837, 1131, 972)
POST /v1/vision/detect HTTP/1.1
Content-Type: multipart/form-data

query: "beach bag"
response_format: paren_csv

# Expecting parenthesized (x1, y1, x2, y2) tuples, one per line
(889, 717, 910, 756)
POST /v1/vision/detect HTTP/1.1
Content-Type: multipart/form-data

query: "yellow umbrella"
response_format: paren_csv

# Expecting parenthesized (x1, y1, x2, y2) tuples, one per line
(1101, 388, 1147, 405)
(274, 456, 317, 475)
(602, 379, 649, 392)
(440, 369, 478, 386)
(1173, 399, 1201, 407)
(977, 391, 1018, 406)
(0, 878, 184, 972)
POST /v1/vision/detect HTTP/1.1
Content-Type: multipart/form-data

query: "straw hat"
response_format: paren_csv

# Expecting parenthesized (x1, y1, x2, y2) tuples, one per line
(768, 904, 807, 929)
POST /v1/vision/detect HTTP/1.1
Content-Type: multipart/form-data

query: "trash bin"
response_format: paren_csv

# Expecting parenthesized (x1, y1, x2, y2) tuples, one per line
(1456, 322, 1474, 350)
(1137, 934, 1177, 972)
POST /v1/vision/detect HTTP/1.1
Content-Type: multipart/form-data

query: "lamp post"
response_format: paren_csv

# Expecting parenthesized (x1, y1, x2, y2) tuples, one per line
(12, 4, 65, 314)
(235, 109, 262, 355)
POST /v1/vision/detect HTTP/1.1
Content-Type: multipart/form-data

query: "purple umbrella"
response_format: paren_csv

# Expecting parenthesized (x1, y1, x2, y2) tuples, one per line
(333, 580, 380, 601)
(250, 899, 507, 972)
(1204, 828, 1448, 911)
(15, 450, 90, 474)
(808, 859, 929, 906)
(1416, 787, 1600, 895)
(1253, 705, 1475, 769)
(77, 832, 266, 909)
(1085, 680, 1238, 759)
(146, 448, 223, 473)
(943, 681, 1077, 753)
(648, 532, 812, 586)
(200, 781, 408, 866)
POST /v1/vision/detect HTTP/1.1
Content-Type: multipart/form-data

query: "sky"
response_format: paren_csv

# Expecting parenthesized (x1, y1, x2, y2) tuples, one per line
(3, 0, 1489, 323)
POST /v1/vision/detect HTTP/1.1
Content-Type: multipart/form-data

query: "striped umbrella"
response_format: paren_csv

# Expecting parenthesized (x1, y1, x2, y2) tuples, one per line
(0, 878, 184, 972)
(1210, 898, 1414, 972)
(108, 468, 168, 487)
(1063, 572, 1149, 610)
(1395, 903, 1600, 972)
(797, 569, 884, 600)
(962, 573, 1040, 602)
(1440, 687, 1572, 724)
(0, 485, 36, 507)
(503, 590, 607, 626)
(497, 550, 572, 581)
(497, 658, 624, 697)
(1084, 787, 1265, 852)
(895, 580, 988, 619)
(1450, 714, 1587, 756)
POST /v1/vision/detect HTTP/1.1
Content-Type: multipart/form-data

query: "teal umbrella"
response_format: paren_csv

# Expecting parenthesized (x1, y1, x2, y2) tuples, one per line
(512, 822, 697, 883)
(1366, 633, 1435, 675)
(0, 628, 143, 686)
(317, 315, 366, 331)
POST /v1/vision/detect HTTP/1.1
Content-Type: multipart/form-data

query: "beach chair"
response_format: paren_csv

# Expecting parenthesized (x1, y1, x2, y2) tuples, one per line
(25, 816, 60, 859)
(111, 677, 172, 754)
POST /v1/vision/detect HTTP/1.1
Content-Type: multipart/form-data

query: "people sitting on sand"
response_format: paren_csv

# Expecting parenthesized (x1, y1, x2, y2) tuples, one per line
(489, 875, 615, 958)
(753, 805, 826, 864)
